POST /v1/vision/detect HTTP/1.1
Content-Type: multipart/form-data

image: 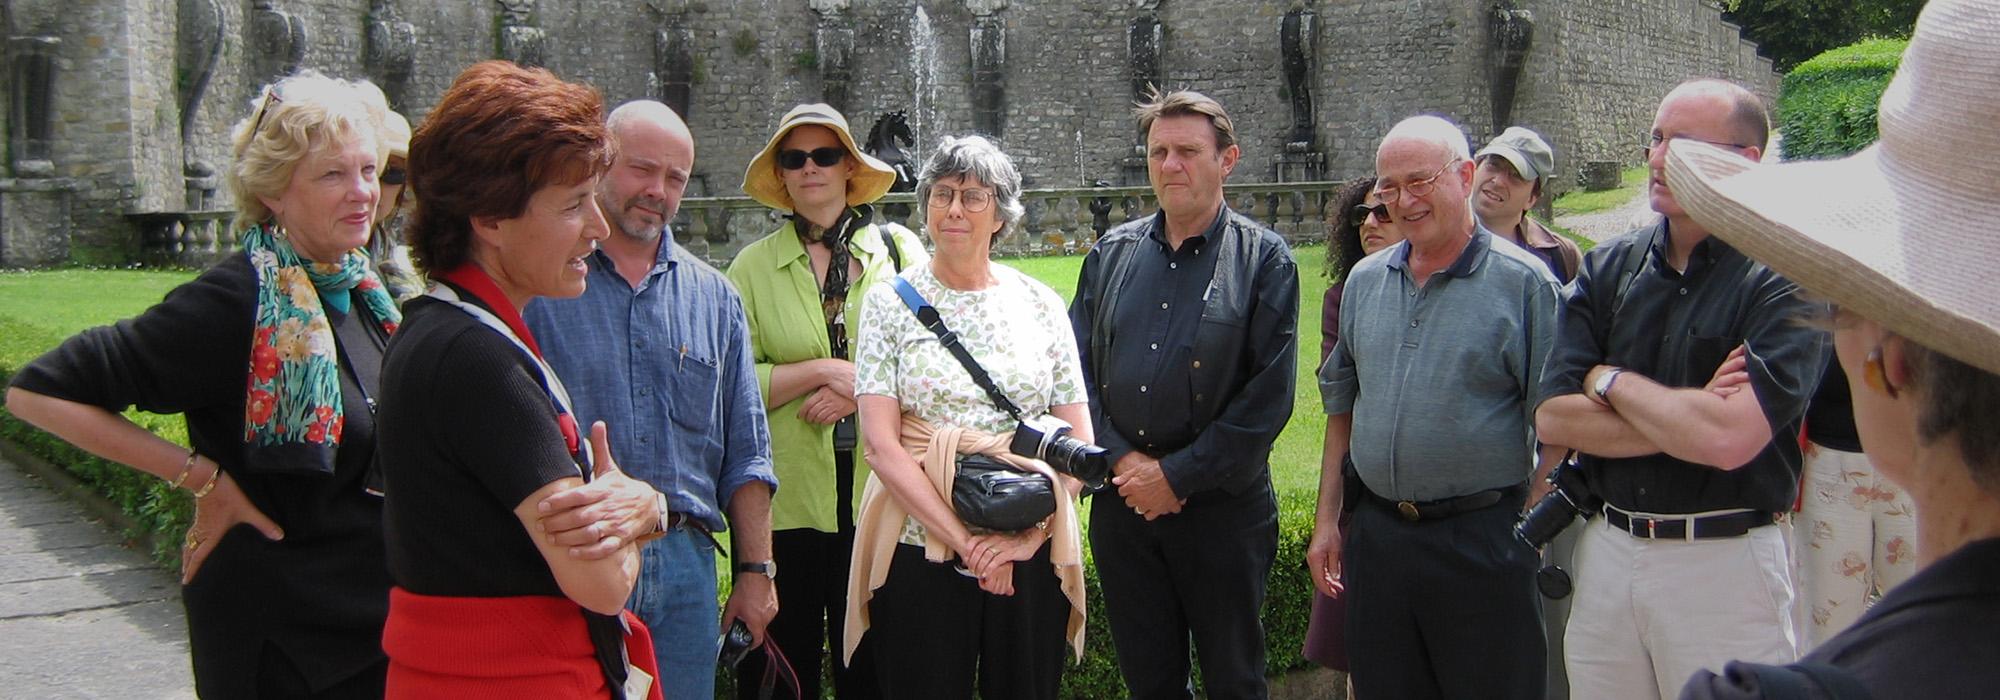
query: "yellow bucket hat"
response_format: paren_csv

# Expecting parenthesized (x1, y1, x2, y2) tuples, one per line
(741, 103, 898, 212)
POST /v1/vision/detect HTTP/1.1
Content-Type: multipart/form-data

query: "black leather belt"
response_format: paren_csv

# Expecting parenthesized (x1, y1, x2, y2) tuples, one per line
(1365, 483, 1522, 522)
(1602, 506, 1774, 540)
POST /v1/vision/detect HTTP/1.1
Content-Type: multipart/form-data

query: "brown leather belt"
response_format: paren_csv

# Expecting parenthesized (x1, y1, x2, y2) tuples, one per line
(1365, 483, 1523, 522)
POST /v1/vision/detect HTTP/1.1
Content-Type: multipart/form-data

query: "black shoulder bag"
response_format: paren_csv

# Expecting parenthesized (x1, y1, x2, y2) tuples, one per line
(887, 276, 1056, 532)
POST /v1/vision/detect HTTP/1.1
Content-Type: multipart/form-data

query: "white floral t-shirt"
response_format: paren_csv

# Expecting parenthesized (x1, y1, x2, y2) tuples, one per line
(854, 262, 1087, 542)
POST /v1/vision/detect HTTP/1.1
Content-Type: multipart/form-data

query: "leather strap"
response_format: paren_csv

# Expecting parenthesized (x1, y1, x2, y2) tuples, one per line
(1602, 506, 1774, 540)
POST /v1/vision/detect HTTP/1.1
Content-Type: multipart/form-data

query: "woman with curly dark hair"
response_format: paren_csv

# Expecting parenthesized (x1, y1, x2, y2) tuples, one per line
(1302, 175, 1401, 692)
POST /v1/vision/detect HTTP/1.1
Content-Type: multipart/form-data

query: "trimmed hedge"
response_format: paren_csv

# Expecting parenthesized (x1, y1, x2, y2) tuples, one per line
(1777, 38, 1909, 161)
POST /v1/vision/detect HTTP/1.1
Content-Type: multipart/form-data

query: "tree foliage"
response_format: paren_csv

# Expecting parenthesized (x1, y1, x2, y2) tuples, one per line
(1723, 0, 1925, 71)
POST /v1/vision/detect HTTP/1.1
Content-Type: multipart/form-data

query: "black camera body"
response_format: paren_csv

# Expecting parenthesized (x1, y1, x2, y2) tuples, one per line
(1010, 415, 1110, 491)
(1516, 461, 1601, 599)
(718, 619, 754, 669)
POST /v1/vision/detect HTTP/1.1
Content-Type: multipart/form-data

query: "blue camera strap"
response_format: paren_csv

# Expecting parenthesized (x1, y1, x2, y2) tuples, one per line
(889, 276, 1025, 421)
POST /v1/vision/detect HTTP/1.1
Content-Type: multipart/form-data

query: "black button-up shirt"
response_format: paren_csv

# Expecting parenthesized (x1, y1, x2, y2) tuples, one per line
(1072, 206, 1299, 498)
(1539, 220, 1827, 514)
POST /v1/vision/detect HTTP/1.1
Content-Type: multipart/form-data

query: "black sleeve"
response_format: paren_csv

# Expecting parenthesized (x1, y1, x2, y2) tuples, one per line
(1537, 243, 1616, 410)
(9, 258, 252, 414)
(1068, 244, 1137, 465)
(1739, 271, 1829, 435)
(427, 329, 584, 512)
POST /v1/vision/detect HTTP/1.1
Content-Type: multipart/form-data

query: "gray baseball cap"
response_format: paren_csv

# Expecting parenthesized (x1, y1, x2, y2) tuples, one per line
(1476, 126, 1555, 185)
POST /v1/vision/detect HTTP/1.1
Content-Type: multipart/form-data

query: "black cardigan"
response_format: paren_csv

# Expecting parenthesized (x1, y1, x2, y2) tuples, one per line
(9, 254, 392, 698)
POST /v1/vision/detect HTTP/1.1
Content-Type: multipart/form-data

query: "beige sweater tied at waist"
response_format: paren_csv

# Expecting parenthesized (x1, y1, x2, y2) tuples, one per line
(841, 412, 1086, 664)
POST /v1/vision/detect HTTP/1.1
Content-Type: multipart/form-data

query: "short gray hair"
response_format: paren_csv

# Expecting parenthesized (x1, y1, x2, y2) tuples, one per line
(916, 135, 1025, 245)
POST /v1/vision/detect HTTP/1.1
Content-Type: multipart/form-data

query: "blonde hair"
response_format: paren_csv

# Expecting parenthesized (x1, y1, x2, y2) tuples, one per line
(227, 71, 386, 232)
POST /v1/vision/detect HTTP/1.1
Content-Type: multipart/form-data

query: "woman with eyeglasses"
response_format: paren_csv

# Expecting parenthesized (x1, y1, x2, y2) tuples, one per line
(842, 135, 1089, 699)
(6, 71, 399, 698)
(725, 103, 927, 699)
(1302, 176, 1402, 695)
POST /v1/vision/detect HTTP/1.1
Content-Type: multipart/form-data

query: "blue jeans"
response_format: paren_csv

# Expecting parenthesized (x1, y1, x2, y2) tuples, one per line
(629, 528, 720, 700)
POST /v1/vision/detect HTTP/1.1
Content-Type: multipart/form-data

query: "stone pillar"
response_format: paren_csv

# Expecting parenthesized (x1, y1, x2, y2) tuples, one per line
(966, 0, 1007, 138)
(811, 0, 854, 113)
(496, 0, 546, 68)
(1489, 2, 1534, 134)
(365, 0, 418, 110)
(248, 1, 308, 87)
(1122, 0, 1162, 185)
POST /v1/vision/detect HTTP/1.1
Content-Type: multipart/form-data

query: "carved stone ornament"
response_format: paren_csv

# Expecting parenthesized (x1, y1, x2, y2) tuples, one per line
(497, 0, 546, 67)
(366, 0, 418, 88)
(249, 1, 309, 81)
(808, 0, 850, 13)
(965, 0, 1008, 17)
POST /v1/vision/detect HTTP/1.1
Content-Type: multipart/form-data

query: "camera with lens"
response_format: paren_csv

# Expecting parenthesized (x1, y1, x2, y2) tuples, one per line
(1516, 461, 1601, 599)
(1010, 415, 1110, 492)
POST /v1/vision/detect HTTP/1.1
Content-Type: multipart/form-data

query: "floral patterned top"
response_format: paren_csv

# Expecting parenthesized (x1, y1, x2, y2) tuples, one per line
(854, 262, 1087, 543)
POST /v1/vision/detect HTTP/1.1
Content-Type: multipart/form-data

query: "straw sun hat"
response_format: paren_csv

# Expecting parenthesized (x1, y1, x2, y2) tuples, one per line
(1664, 0, 2000, 376)
(741, 103, 898, 212)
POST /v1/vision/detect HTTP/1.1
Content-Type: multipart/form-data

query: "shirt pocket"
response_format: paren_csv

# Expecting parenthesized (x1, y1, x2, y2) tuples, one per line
(1684, 334, 1739, 387)
(669, 352, 724, 458)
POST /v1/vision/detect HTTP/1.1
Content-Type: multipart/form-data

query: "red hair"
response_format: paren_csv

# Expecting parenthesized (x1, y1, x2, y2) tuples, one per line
(406, 61, 610, 273)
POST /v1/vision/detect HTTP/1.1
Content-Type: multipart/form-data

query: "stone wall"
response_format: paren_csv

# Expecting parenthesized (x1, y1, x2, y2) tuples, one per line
(2, 0, 1778, 267)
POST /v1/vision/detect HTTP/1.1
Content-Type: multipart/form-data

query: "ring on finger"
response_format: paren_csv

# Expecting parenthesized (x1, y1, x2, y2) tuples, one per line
(184, 530, 202, 549)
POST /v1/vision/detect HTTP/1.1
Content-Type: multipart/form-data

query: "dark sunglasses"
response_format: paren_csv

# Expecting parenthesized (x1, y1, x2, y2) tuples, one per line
(1352, 202, 1390, 224)
(380, 166, 407, 186)
(777, 147, 846, 170)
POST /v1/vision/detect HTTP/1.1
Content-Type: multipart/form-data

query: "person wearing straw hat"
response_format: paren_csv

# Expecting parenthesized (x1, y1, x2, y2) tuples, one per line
(1474, 125, 1582, 284)
(1533, 79, 1830, 700)
(1669, 2, 2000, 696)
(519, 99, 776, 700)
(361, 93, 423, 301)
(726, 103, 925, 699)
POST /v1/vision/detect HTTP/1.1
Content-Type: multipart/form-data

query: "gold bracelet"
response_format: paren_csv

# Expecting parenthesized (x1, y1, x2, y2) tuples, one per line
(166, 450, 197, 489)
(190, 461, 221, 499)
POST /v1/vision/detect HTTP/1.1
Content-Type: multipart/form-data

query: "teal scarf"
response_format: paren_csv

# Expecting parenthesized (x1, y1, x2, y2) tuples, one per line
(241, 224, 402, 475)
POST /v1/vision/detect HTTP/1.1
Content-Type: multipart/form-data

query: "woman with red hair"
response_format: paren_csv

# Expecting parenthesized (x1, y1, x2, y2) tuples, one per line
(372, 61, 661, 699)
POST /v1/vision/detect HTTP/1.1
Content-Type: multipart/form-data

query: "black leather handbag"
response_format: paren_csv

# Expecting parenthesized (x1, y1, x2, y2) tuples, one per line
(952, 453, 1056, 532)
(889, 277, 1056, 533)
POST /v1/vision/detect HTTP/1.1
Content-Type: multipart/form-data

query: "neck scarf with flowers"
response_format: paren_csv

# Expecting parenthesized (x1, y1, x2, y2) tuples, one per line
(241, 223, 402, 476)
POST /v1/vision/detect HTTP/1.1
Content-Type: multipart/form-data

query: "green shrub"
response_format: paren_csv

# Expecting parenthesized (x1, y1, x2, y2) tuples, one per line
(1777, 38, 1908, 160)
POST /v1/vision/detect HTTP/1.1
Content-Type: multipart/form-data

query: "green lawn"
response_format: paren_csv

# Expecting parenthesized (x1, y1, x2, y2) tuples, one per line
(1552, 165, 1649, 217)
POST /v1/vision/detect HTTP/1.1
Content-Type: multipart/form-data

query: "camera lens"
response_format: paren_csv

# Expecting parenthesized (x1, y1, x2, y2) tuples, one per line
(1537, 565, 1573, 599)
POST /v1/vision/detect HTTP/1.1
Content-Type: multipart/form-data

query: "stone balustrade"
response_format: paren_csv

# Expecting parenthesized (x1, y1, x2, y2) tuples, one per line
(132, 181, 1345, 268)
(671, 179, 1345, 264)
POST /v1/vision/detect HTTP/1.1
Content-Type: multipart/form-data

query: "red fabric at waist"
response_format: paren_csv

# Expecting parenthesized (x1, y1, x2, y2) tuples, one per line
(382, 587, 662, 700)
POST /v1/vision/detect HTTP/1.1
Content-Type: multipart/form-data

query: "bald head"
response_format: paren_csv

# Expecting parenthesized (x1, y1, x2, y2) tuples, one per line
(1659, 79, 1769, 151)
(599, 100, 695, 241)
(1375, 115, 1477, 251)
(1378, 115, 1473, 166)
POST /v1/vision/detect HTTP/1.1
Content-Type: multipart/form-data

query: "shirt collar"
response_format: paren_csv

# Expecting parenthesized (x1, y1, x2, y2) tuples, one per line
(1386, 224, 1492, 279)
(1648, 218, 1732, 271)
(767, 209, 882, 270)
(589, 226, 681, 280)
(1145, 204, 1229, 251)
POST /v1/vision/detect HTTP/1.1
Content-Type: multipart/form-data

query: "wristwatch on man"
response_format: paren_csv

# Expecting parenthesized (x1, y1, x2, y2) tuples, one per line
(1592, 367, 1627, 404)
(736, 560, 777, 580)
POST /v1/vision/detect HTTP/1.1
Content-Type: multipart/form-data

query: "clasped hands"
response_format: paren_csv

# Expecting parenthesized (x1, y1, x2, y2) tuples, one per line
(1112, 451, 1186, 521)
(960, 526, 1049, 596)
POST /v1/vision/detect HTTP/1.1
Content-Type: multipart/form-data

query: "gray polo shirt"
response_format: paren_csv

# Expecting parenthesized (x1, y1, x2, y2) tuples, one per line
(1320, 224, 1561, 502)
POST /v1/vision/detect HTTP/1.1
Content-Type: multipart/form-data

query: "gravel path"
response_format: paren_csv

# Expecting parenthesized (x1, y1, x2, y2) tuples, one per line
(1555, 188, 1657, 243)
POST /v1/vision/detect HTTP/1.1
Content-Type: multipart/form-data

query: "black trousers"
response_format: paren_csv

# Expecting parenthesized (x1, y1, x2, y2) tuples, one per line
(1090, 478, 1279, 700)
(1344, 489, 1547, 700)
(255, 642, 386, 699)
(865, 543, 1069, 700)
(739, 450, 877, 700)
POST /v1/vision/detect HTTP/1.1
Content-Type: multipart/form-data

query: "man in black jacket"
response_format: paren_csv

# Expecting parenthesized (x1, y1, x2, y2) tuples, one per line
(1069, 89, 1299, 700)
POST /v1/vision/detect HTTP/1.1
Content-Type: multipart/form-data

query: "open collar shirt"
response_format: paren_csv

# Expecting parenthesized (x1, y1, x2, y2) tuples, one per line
(1320, 225, 1563, 501)
(1537, 219, 1826, 514)
(522, 230, 775, 532)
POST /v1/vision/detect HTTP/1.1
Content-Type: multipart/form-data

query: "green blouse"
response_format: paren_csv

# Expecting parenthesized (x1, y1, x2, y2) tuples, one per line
(724, 216, 929, 533)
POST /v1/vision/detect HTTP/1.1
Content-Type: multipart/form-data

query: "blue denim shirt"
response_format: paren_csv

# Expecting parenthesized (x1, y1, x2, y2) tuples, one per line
(523, 232, 775, 532)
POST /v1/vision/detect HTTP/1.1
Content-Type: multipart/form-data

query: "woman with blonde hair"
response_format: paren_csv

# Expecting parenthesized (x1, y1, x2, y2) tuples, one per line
(7, 71, 398, 698)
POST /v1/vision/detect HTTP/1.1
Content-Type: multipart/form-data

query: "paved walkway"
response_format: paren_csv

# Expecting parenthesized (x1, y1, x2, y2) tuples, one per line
(0, 448, 195, 699)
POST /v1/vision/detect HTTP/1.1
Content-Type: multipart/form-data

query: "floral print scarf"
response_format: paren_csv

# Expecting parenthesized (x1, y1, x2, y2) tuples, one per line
(241, 223, 401, 475)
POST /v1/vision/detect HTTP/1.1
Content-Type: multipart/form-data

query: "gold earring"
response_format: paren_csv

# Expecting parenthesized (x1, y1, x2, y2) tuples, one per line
(1864, 347, 1900, 399)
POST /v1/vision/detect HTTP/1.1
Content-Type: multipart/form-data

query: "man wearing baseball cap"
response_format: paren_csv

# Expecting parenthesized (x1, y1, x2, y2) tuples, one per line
(1475, 126, 1582, 283)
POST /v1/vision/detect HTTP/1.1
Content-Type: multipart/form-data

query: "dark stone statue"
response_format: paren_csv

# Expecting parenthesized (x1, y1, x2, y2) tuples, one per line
(648, 1, 694, 118)
(968, 0, 1007, 137)
(366, 0, 418, 109)
(1129, 9, 1162, 104)
(864, 110, 918, 220)
(814, 4, 855, 113)
(1490, 2, 1536, 134)
(177, 0, 225, 205)
(497, 0, 546, 68)
(249, 1, 308, 86)
(1281, 3, 1318, 145)
(8, 36, 60, 176)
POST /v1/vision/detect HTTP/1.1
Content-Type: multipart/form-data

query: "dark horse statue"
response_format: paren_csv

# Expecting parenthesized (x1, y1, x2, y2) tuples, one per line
(864, 110, 918, 220)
